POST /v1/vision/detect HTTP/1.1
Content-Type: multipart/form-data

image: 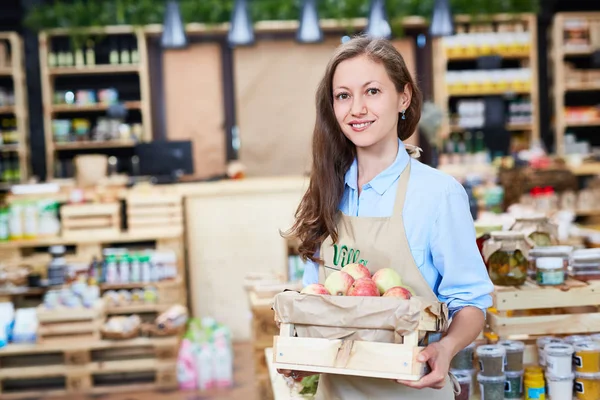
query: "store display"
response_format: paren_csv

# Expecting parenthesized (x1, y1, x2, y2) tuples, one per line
(452, 371, 472, 400)
(511, 215, 557, 247)
(574, 341, 600, 374)
(575, 372, 600, 400)
(528, 246, 572, 278)
(451, 342, 476, 370)
(498, 340, 525, 372)
(546, 372, 574, 399)
(504, 370, 524, 399)
(545, 343, 575, 377)
(476, 345, 506, 376)
(483, 231, 529, 286)
(477, 373, 506, 400)
(535, 257, 565, 286)
(446, 68, 532, 95)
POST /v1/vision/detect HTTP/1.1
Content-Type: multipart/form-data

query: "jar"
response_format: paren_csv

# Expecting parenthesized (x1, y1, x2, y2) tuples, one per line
(511, 215, 557, 247)
(451, 342, 476, 370)
(452, 370, 472, 400)
(570, 249, 600, 281)
(475, 223, 503, 262)
(545, 343, 575, 377)
(546, 373, 574, 400)
(498, 340, 525, 372)
(505, 370, 524, 399)
(529, 245, 573, 277)
(483, 231, 529, 286)
(575, 372, 600, 400)
(477, 373, 506, 400)
(476, 345, 506, 376)
(536, 257, 565, 286)
(574, 341, 600, 374)
(524, 373, 546, 400)
(536, 337, 564, 367)
(565, 335, 591, 345)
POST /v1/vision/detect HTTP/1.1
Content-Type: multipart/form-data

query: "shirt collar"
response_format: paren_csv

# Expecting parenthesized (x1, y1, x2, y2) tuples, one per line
(344, 139, 410, 195)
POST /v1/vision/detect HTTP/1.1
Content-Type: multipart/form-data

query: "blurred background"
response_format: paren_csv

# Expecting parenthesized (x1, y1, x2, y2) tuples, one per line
(0, 0, 600, 399)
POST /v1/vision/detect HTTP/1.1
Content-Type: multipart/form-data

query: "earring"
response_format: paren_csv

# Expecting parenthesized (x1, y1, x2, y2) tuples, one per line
(401, 109, 406, 120)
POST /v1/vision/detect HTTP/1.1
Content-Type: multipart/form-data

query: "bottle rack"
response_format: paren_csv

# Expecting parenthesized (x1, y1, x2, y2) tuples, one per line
(0, 32, 29, 187)
(432, 13, 540, 155)
(551, 12, 600, 157)
(38, 26, 153, 180)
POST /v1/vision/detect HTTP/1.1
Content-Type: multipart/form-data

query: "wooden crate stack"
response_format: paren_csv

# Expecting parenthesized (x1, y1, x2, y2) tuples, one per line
(0, 337, 179, 398)
(126, 192, 183, 235)
(485, 278, 600, 363)
(36, 300, 105, 344)
(60, 202, 121, 239)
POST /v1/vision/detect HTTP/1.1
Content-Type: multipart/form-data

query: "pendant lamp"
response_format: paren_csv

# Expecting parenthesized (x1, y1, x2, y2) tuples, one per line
(161, 0, 187, 49)
(228, 0, 255, 47)
(429, 0, 454, 37)
(366, 0, 392, 39)
(296, 0, 323, 43)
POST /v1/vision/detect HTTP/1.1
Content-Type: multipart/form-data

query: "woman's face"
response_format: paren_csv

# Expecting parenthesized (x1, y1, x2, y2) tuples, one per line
(332, 54, 409, 150)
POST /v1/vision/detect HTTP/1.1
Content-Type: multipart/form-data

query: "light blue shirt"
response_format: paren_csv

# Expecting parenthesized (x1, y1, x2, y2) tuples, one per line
(303, 139, 494, 317)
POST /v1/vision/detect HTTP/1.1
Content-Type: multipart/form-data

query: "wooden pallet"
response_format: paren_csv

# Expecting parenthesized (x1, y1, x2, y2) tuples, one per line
(36, 300, 105, 343)
(486, 278, 600, 363)
(0, 337, 179, 398)
(126, 193, 183, 235)
(60, 202, 121, 238)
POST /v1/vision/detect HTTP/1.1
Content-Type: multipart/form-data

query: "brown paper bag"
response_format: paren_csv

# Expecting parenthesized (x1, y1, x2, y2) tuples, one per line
(272, 291, 448, 344)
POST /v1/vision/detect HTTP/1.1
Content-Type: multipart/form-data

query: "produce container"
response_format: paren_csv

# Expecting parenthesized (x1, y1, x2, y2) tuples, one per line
(271, 291, 447, 381)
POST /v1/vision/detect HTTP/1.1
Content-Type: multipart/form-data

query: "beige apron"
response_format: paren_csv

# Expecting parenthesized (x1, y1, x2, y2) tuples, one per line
(316, 159, 456, 400)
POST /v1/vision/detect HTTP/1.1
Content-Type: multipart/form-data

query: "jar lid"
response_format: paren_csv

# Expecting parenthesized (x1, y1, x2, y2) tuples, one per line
(575, 372, 600, 379)
(574, 341, 600, 352)
(530, 246, 573, 257)
(515, 214, 548, 222)
(506, 370, 524, 378)
(565, 335, 590, 344)
(498, 340, 526, 352)
(490, 231, 526, 240)
(546, 372, 575, 381)
(452, 371, 473, 384)
(477, 373, 506, 383)
(475, 223, 504, 238)
(537, 336, 564, 348)
(476, 344, 506, 358)
(544, 343, 575, 356)
(536, 257, 565, 270)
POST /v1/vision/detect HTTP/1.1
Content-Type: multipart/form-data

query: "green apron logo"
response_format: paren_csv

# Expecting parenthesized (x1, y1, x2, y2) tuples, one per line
(333, 244, 368, 268)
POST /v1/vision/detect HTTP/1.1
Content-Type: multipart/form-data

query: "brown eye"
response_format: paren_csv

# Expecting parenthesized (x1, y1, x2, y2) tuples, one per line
(367, 88, 380, 95)
(335, 93, 349, 100)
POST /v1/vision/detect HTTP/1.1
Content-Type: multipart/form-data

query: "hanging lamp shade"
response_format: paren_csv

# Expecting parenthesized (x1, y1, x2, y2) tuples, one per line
(161, 0, 187, 49)
(228, 0, 255, 47)
(429, 0, 454, 37)
(366, 0, 392, 39)
(296, 0, 323, 43)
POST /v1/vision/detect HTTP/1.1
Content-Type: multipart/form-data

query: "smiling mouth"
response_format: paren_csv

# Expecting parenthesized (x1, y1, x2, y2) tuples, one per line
(349, 121, 374, 129)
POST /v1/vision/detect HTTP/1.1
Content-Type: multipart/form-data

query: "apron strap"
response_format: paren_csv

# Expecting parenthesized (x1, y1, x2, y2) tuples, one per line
(390, 158, 411, 218)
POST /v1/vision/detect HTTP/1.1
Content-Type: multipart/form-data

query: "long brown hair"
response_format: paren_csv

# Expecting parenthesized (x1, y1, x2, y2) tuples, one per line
(283, 35, 423, 263)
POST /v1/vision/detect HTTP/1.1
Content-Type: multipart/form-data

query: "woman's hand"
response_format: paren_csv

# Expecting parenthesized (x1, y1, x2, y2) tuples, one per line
(277, 369, 318, 382)
(395, 341, 451, 389)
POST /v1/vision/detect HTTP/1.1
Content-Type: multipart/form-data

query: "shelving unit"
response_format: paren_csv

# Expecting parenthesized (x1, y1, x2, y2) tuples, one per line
(38, 26, 153, 180)
(432, 13, 540, 152)
(551, 12, 600, 156)
(0, 32, 29, 184)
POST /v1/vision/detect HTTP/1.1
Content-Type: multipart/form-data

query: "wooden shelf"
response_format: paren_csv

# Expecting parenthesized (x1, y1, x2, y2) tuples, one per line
(54, 140, 137, 150)
(569, 162, 600, 176)
(48, 64, 140, 76)
(106, 303, 169, 314)
(0, 67, 12, 76)
(447, 52, 530, 61)
(564, 48, 595, 56)
(449, 88, 531, 97)
(565, 120, 600, 127)
(450, 123, 532, 132)
(565, 84, 600, 92)
(0, 106, 15, 114)
(0, 228, 182, 249)
(0, 144, 19, 152)
(51, 101, 142, 113)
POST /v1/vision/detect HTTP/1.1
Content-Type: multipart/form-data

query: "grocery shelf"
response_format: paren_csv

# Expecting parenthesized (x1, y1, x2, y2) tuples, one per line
(563, 48, 594, 56)
(450, 123, 532, 132)
(0, 144, 20, 152)
(568, 162, 600, 176)
(0, 105, 15, 113)
(449, 88, 531, 97)
(48, 64, 140, 76)
(106, 303, 170, 314)
(51, 100, 142, 113)
(565, 120, 600, 128)
(446, 52, 530, 61)
(565, 84, 600, 92)
(54, 140, 137, 150)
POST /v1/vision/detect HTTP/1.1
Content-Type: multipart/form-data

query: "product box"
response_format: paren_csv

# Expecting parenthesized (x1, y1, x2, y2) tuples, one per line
(271, 291, 448, 381)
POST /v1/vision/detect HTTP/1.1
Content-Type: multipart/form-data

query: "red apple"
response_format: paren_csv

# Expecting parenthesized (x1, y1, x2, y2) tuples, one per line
(324, 271, 354, 296)
(300, 283, 330, 295)
(341, 263, 371, 280)
(372, 268, 403, 295)
(382, 285, 413, 299)
(347, 277, 380, 297)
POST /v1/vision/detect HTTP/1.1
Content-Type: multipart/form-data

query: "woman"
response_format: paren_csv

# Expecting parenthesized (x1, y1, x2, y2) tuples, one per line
(280, 36, 494, 399)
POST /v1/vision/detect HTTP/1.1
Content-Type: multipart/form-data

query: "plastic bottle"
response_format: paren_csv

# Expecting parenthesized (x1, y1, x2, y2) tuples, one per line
(130, 254, 141, 283)
(141, 255, 151, 283)
(176, 338, 197, 390)
(213, 334, 233, 388)
(118, 254, 130, 283)
(105, 255, 119, 284)
(196, 343, 215, 390)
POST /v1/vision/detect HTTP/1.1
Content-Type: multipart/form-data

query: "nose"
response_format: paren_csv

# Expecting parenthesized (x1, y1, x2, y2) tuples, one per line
(350, 96, 367, 116)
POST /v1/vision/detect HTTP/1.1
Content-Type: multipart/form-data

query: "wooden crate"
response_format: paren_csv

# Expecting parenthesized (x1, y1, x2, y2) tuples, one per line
(486, 278, 600, 363)
(126, 193, 183, 235)
(36, 300, 105, 344)
(272, 301, 445, 381)
(0, 337, 179, 398)
(60, 202, 121, 238)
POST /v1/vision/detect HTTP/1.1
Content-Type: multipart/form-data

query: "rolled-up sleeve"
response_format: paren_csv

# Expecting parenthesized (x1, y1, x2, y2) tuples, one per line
(430, 180, 494, 318)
